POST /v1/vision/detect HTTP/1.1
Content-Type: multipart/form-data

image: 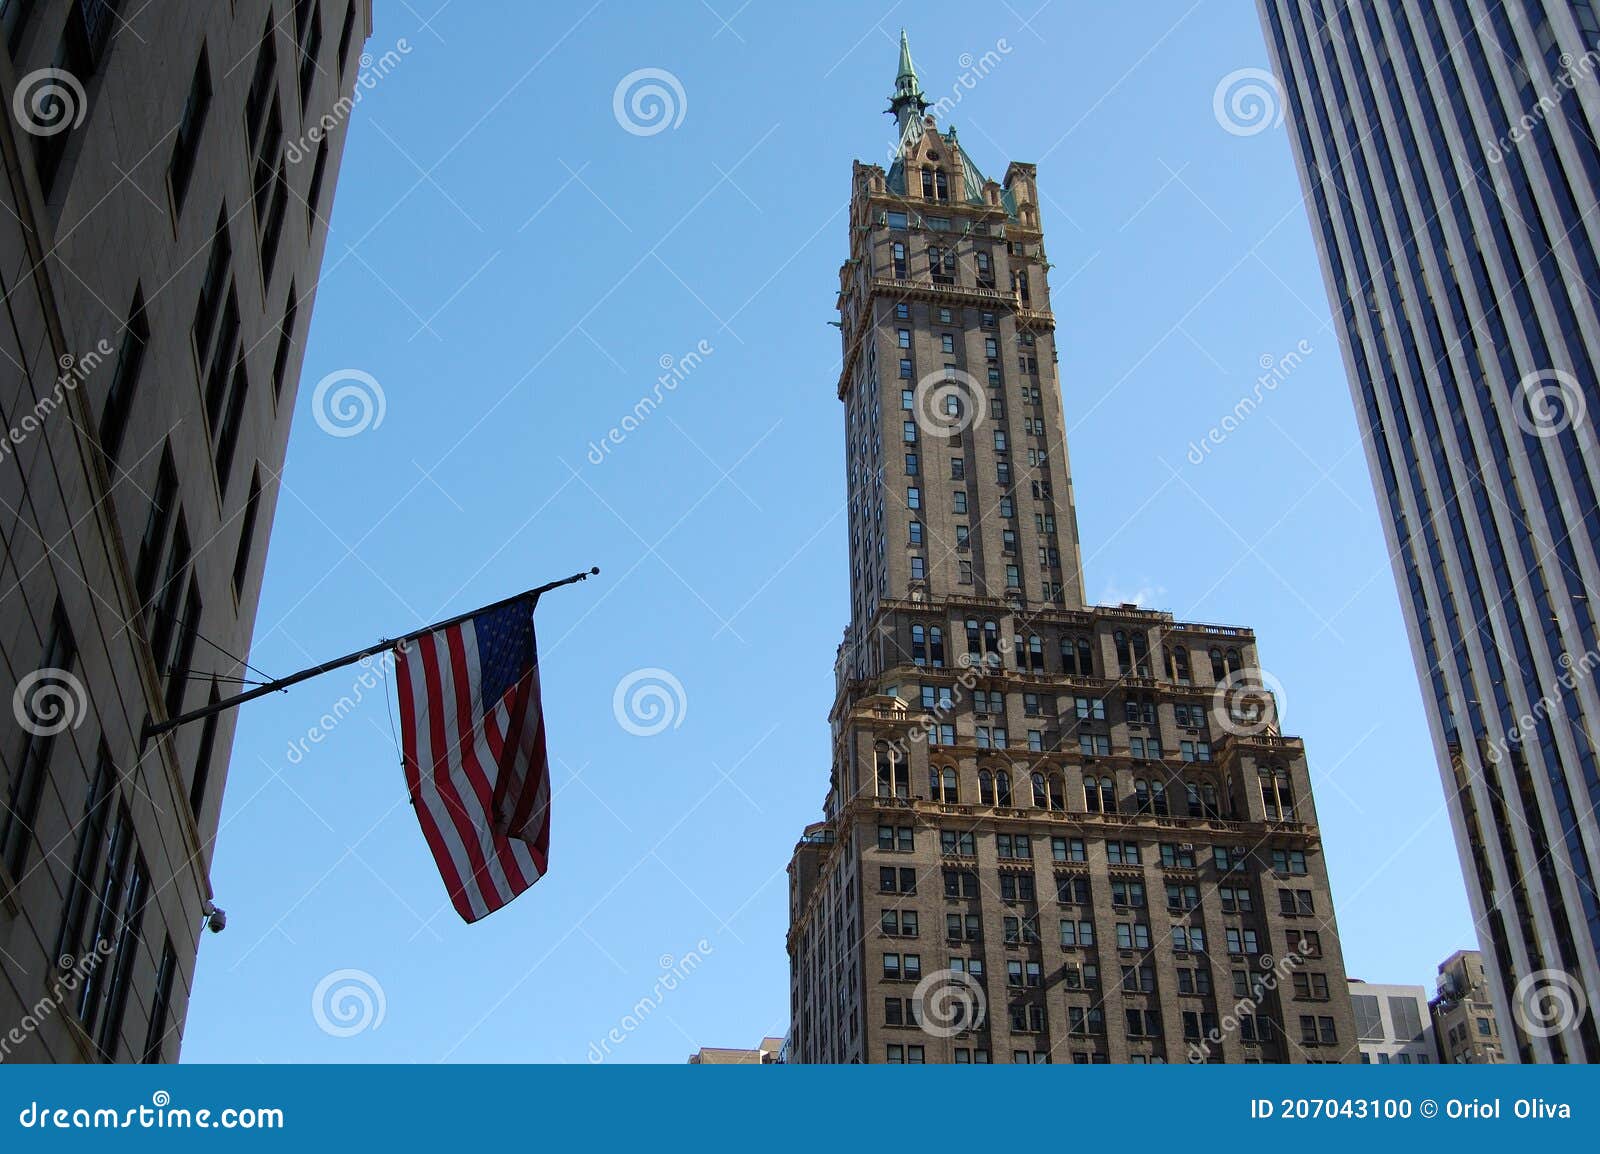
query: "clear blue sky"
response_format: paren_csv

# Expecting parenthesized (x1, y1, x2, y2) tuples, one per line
(181, 0, 1475, 1061)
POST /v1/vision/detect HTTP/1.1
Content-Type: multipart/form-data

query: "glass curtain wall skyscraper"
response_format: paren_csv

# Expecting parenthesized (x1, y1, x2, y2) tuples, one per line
(1258, 0, 1600, 1061)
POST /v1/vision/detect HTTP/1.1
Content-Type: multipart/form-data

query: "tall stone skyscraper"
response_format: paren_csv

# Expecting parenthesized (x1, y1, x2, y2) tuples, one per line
(786, 35, 1358, 1064)
(1257, 0, 1600, 1062)
(2, 1, 371, 1061)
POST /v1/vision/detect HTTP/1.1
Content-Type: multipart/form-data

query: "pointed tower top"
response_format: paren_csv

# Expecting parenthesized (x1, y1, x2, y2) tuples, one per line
(888, 28, 930, 136)
(896, 29, 918, 88)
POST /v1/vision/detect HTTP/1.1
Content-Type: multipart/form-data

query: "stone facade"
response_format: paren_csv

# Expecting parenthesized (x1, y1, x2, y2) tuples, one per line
(786, 35, 1358, 1065)
(1, 0, 370, 1062)
(1432, 949, 1507, 1063)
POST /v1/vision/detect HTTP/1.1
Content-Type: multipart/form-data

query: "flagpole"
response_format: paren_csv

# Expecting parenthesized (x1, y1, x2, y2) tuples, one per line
(140, 567, 600, 747)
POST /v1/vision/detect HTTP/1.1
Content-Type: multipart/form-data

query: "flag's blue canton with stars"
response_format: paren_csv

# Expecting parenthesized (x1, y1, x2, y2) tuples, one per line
(393, 594, 551, 923)
(473, 599, 537, 714)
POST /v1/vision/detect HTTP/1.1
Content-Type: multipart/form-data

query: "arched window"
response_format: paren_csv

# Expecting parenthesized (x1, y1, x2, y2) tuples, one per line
(942, 767, 959, 803)
(1077, 638, 1093, 676)
(1061, 636, 1079, 675)
(1173, 645, 1191, 684)
(1134, 779, 1151, 813)
(1185, 782, 1202, 818)
(1114, 630, 1131, 674)
(930, 766, 958, 803)
(1032, 772, 1048, 808)
(1151, 779, 1168, 816)
(1048, 773, 1065, 811)
(1027, 635, 1044, 672)
(979, 769, 995, 805)
(1225, 647, 1243, 676)
(1202, 783, 1220, 819)
(911, 624, 927, 665)
(996, 770, 1013, 807)
(966, 619, 981, 659)
(984, 620, 1000, 655)
(929, 626, 945, 668)
(1085, 776, 1102, 812)
(1131, 633, 1150, 676)
(1099, 776, 1117, 813)
(1209, 646, 1226, 682)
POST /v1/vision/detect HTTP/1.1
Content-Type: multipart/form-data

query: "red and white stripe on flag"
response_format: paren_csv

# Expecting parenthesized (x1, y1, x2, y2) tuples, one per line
(394, 596, 550, 923)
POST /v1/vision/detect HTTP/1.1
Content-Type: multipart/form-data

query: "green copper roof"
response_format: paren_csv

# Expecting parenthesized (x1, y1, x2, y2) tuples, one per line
(895, 29, 919, 92)
(888, 28, 930, 122)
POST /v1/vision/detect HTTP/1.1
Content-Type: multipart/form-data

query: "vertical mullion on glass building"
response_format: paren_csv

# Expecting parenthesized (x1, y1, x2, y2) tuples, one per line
(1258, 0, 1600, 1061)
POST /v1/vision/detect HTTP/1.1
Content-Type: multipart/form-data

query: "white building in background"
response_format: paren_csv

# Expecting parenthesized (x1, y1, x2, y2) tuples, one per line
(1349, 981, 1438, 1064)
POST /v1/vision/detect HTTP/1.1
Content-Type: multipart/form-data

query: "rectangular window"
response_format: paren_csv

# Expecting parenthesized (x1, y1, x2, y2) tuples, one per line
(272, 285, 300, 399)
(188, 682, 222, 818)
(260, 161, 290, 283)
(245, 20, 278, 151)
(53, 742, 113, 973)
(193, 213, 233, 369)
(337, 1, 359, 78)
(295, 0, 324, 104)
(134, 448, 179, 615)
(98, 287, 150, 464)
(2, 603, 77, 877)
(142, 939, 179, 1062)
(168, 46, 212, 215)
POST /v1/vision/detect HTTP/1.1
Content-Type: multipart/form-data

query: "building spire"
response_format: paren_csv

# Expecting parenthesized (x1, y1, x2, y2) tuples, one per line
(887, 29, 930, 140)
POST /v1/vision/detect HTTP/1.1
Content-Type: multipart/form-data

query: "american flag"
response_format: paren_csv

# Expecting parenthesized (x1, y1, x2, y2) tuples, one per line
(394, 596, 550, 923)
